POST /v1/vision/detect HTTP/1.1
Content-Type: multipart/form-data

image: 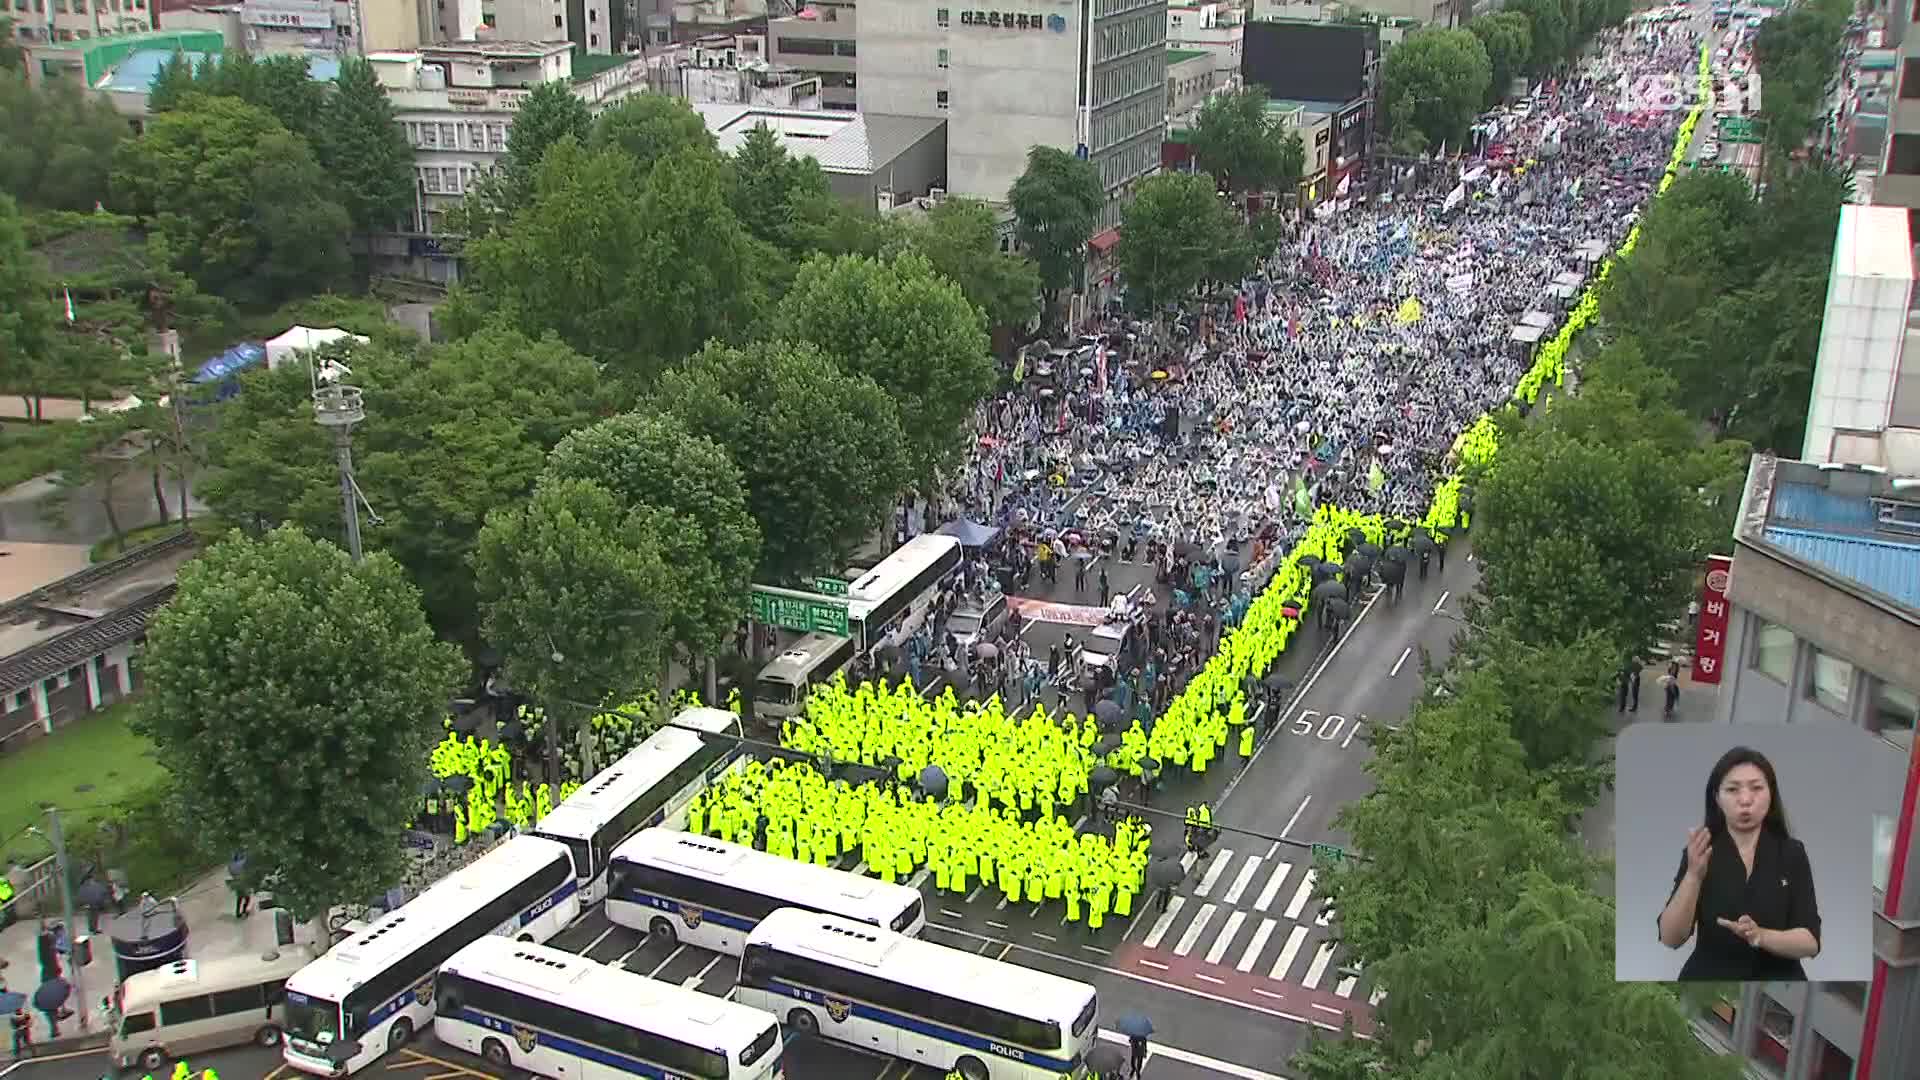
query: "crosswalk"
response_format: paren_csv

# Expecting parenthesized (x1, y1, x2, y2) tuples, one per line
(1134, 848, 1386, 1006)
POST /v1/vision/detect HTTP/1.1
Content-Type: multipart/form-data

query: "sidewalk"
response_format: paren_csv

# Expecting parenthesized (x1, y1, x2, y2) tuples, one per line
(0, 869, 282, 1057)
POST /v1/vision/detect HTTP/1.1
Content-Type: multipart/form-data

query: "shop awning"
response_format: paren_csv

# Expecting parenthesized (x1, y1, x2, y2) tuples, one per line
(1089, 228, 1121, 254)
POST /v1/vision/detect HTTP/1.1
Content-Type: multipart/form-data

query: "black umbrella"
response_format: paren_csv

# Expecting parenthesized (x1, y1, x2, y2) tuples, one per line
(1296, 553, 1323, 569)
(1137, 756, 1158, 774)
(1088, 765, 1120, 791)
(1345, 527, 1367, 550)
(879, 754, 903, 776)
(420, 777, 443, 798)
(1384, 544, 1411, 563)
(1094, 699, 1126, 730)
(919, 765, 949, 798)
(1312, 561, 1341, 584)
(31, 978, 70, 1013)
(0, 991, 22, 1014)
(1325, 597, 1352, 621)
(1262, 672, 1295, 692)
(1356, 542, 1383, 560)
(1095, 732, 1125, 755)
(1342, 555, 1369, 580)
(1147, 857, 1186, 887)
(1377, 558, 1407, 585)
(441, 774, 474, 794)
(838, 763, 887, 787)
(1113, 1012, 1155, 1037)
(1410, 531, 1437, 553)
(75, 879, 111, 910)
(1311, 579, 1346, 604)
(1087, 1043, 1128, 1076)
(1457, 493, 1474, 515)
(1150, 828, 1186, 860)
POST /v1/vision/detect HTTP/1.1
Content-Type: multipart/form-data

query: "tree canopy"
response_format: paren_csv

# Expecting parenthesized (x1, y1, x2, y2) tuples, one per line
(1468, 13, 1534, 105)
(319, 58, 418, 237)
(1189, 86, 1308, 196)
(0, 77, 130, 212)
(898, 197, 1041, 338)
(1009, 146, 1104, 316)
(1380, 29, 1492, 154)
(590, 93, 719, 177)
(136, 527, 461, 920)
(1115, 172, 1245, 315)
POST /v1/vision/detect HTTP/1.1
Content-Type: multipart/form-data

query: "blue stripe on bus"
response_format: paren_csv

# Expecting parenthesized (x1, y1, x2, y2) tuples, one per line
(749, 978, 1077, 1073)
(447, 1007, 718, 1079)
(607, 889, 758, 933)
(357, 879, 581, 1033)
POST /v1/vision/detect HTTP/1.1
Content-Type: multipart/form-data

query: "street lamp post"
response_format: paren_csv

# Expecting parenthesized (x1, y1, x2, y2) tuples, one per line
(313, 383, 367, 562)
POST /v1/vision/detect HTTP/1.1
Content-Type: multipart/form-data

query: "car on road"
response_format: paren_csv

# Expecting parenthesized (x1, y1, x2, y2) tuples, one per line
(1701, 142, 1721, 160)
(948, 592, 1011, 654)
(1076, 621, 1134, 681)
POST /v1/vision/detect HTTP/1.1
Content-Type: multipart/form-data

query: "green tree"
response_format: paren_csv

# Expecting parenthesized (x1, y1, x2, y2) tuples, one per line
(136, 526, 462, 921)
(249, 53, 328, 146)
(1469, 12, 1534, 104)
(1451, 624, 1617, 806)
(1289, 1018, 1382, 1080)
(0, 194, 58, 420)
(1507, 0, 1570, 74)
(773, 251, 993, 488)
(505, 81, 593, 188)
(544, 412, 762, 660)
(592, 93, 719, 176)
(111, 96, 351, 303)
(1189, 86, 1299, 197)
(1380, 29, 1492, 152)
(1115, 172, 1240, 315)
(1008, 146, 1104, 318)
(656, 340, 911, 583)
(146, 51, 197, 113)
(198, 327, 610, 646)
(0, 77, 132, 211)
(727, 122, 831, 256)
(471, 477, 684, 775)
(319, 58, 417, 239)
(902, 197, 1041, 339)
(448, 140, 758, 381)
(0, 18, 22, 72)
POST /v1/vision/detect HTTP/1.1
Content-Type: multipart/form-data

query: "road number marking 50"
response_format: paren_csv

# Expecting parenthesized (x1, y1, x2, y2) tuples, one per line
(1292, 710, 1366, 749)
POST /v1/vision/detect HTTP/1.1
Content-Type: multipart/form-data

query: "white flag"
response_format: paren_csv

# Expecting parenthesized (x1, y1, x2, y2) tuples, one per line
(63, 287, 74, 324)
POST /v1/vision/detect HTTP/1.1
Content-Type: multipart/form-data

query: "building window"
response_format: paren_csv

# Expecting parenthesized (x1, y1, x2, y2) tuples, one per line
(422, 168, 443, 193)
(1806, 649, 1853, 712)
(1749, 621, 1793, 683)
(1698, 990, 1736, 1043)
(419, 124, 438, 148)
(441, 166, 459, 192)
(588, 7, 595, 20)
(1748, 995, 1794, 1080)
(1871, 681, 1917, 750)
(590, 33, 599, 45)
(487, 122, 507, 151)
(936, 6, 949, 25)
(465, 122, 484, 149)
(937, 47, 948, 68)
(66, 666, 83, 685)
(553, 13, 562, 27)
(1874, 810, 1894, 894)
(1809, 1028, 1855, 1080)
(936, 89, 949, 110)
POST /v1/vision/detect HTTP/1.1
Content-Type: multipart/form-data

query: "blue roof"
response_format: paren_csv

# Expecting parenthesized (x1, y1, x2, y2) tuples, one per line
(1769, 481, 1880, 530)
(103, 49, 340, 93)
(193, 342, 266, 384)
(1763, 526, 1920, 610)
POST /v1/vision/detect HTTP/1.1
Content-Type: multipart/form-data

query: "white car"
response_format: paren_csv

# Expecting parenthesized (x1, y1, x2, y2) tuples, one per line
(1700, 143, 1721, 160)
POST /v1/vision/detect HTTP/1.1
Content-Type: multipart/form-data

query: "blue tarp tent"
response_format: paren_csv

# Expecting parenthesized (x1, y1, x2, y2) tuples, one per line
(192, 342, 267, 401)
(937, 518, 1002, 548)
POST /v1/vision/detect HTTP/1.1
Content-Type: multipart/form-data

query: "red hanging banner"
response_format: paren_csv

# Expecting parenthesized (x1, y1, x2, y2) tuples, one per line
(1692, 554, 1733, 684)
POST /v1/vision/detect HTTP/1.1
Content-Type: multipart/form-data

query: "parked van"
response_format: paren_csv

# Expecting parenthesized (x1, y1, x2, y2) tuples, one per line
(112, 947, 318, 1072)
(948, 592, 1011, 653)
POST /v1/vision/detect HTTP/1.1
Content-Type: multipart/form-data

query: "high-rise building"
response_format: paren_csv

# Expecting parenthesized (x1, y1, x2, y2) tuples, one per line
(857, 0, 1168, 230)
(490, 0, 626, 54)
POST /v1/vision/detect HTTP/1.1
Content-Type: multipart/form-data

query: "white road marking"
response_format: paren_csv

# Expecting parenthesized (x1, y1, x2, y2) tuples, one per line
(1141, 896, 1186, 948)
(1194, 849, 1235, 897)
(986, 920, 1009, 930)
(1253, 862, 1293, 912)
(1283, 870, 1318, 920)
(1302, 943, 1336, 989)
(1180, 851, 1198, 873)
(965, 886, 983, 902)
(646, 944, 687, 978)
(1315, 901, 1334, 928)
(1270, 926, 1309, 980)
(683, 955, 724, 988)
(1281, 796, 1311, 838)
(1237, 918, 1278, 972)
(1389, 645, 1412, 678)
(1172, 903, 1218, 956)
(1222, 856, 1262, 905)
(906, 868, 930, 889)
(1095, 1031, 1298, 1080)
(583, 924, 618, 954)
(1433, 589, 1451, 615)
(1370, 986, 1388, 1006)
(1335, 972, 1359, 998)
(1206, 911, 1248, 964)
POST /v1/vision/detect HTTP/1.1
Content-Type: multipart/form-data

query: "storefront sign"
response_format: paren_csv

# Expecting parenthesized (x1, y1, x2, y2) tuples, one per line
(1315, 128, 1329, 147)
(1692, 554, 1733, 683)
(242, 2, 332, 28)
(446, 87, 489, 105)
(1338, 107, 1364, 134)
(958, 10, 1067, 31)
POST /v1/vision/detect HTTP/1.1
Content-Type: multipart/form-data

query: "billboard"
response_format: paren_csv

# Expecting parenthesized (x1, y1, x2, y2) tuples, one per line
(1241, 21, 1374, 105)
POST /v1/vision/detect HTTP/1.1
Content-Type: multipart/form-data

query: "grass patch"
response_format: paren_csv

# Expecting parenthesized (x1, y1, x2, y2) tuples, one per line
(0, 419, 117, 491)
(0, 700, 164, 867)
(90, 514, 226, 563)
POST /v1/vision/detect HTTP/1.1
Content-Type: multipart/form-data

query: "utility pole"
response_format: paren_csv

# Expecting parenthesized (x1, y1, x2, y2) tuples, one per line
(45, 809, 90, 1032)
(313, 383, 367, 562)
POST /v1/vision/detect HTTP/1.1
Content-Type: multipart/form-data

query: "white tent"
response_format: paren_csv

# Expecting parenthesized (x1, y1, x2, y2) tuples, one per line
(264, 325, 369, 371)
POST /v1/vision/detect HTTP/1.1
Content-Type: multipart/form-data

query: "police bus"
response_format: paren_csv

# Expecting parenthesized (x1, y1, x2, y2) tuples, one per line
(433, 936, 783, 1080)
(532, 706, 745, 906)
(753, 632, 858, 723)
(280, 836, 580, 1076)
(846, 533, 965, 654)
(737, 909, 1099, 1080)
(605, 830, 924, 954)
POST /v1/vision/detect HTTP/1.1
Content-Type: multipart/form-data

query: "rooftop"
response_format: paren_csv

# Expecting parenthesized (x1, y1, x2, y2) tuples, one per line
(0, 532, 198, 695)
(1833, 205, 1912, 281)
(28, 28, 218, 54)
(1167, 48, 1210, 65)
(101, 49, 340, 93)
(420, 39, 574, 60)
(1742, 456, 1920, 613)
(1265, 97, 1343, 118)
(692, 105, 943, 175)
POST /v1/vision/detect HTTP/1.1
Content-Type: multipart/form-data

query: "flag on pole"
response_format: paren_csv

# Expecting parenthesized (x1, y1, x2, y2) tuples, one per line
(1011, 349, 1026, 384)
(63, 287, 75, 324)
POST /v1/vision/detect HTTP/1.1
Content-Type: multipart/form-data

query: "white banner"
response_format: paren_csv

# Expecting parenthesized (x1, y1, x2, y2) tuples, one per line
(1445, 272, 1474, 295)
(1444, 184, 1465, 212)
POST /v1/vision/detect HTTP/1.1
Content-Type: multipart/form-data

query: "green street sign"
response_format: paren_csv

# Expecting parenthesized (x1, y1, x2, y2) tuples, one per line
(811, 577, 850, 597)
(751, 588, 850, 636)
(1311, 842, 1350, 865)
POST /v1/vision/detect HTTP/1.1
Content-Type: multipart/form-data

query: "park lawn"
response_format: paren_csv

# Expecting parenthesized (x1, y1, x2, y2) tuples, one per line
(0, 700, 165, 866)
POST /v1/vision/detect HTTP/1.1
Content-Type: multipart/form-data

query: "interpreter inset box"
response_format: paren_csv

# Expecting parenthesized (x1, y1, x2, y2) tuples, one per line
(1613, 722, 1873, 983)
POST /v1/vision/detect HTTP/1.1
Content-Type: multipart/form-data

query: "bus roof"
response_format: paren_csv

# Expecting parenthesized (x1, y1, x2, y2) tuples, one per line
(121, 949, 319, 1010)
(287, 835, 573, 1001)
(757, 633, 855, 679)
(749, 908, 1095, 1020)
(442, 936, 774, 1038)
(845, 534, 963, 617)
(611, 830, 919, 922)
(533, 708, 740, 843)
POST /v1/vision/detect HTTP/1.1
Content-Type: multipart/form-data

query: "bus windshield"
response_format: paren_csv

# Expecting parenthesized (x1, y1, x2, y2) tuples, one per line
(283, 993, 343, 1043)
(945, 611, 982, 636)
(754, 678, 800, 707)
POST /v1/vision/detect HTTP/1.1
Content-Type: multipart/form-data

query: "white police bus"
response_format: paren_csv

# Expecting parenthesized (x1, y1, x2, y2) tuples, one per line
(737, 909, 1099, 1080)
(605, 830, 924, 954)
(280, 836, 581, 1076)
(846, 533, 964, 654)
(433, 936, 784, 1080)
(753, 633, 858, 722)
(532, 706, 745, 905)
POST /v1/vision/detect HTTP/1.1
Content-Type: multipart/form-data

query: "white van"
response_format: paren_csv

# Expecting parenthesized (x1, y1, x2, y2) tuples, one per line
(112, 948, 318, 1072)
(947, 592, 1010, 653)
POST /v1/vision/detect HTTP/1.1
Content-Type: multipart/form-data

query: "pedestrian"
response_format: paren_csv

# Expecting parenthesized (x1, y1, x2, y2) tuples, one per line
(1074, 557, 1088, 594)
(1098, 567, 1110, 605)
(9, 1008, 29, 1060)
(229, 866, 253, 920)
(1130, 1032, 1150, 1078)
(1662, 660, 1682, 719)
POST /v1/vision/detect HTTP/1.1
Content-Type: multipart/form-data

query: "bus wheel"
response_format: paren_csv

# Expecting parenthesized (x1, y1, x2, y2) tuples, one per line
(139, 1048, 168, 1072)
(649, 917, 679, 946)
(955, 1055, 990, 1080)
(255, 1024, 283, 1048)
(482, 1038, 513, 1067)
(786, 1009, 819, 1037)
(388, 1018, 414, 1053)
(516, 933, 534, 942)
